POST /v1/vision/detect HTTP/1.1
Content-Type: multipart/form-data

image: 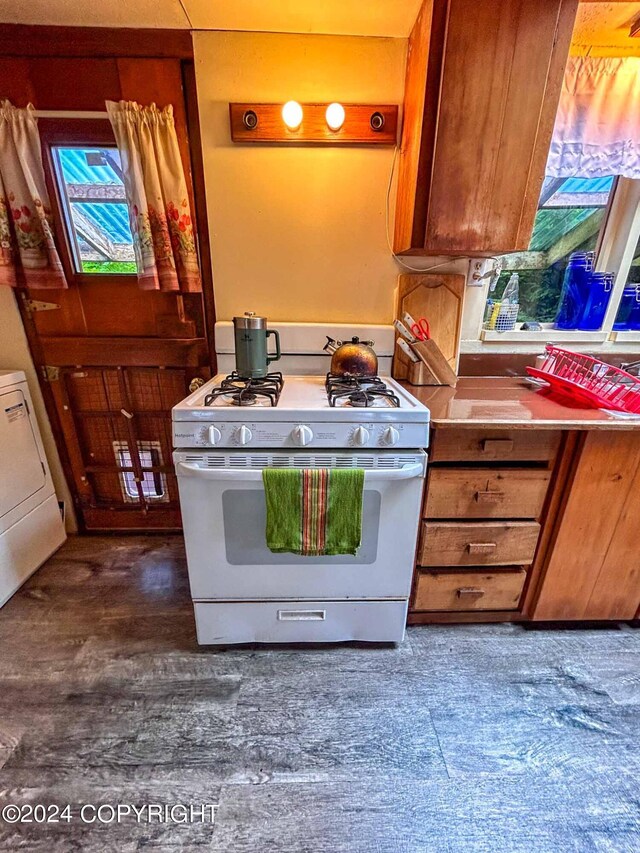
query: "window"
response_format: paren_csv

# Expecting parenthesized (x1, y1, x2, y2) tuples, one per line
(471, 176, 640, 345)
(51, 146, 137, 275)
(113, 440, 167, 503)
(492, 176, 614, 324)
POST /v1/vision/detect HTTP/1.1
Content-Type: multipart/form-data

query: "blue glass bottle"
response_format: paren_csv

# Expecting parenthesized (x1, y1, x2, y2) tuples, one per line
(578, 272, 614, 331)
(554, 251, 594, 330)
(614, 285, 640, 331)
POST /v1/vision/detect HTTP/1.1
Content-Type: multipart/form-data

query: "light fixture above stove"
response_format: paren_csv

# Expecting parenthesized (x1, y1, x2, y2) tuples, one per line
(229, 103, 398, 145)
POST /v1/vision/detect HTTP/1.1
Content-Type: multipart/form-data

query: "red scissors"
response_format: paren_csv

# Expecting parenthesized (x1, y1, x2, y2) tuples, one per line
(410, 317, 431, 341)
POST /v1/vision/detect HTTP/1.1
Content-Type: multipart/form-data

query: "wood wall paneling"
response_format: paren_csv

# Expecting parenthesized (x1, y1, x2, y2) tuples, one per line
(0, 25, 193, 59)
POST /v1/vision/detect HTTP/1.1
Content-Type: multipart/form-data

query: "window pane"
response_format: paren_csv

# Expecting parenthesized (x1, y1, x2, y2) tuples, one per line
(492, 176, 614, 324)
(51, 146, 137, 275)
(613, 228, 640, 330)
(113, 440, 167, 504)
(627, 230, 640, 286)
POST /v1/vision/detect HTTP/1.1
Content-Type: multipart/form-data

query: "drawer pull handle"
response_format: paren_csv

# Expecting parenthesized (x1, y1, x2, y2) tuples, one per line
(467, 542, 497, 555)
(277, 609, 326, 621)
(481, 438, 514, 454)
(475, 490, 504, 504)
(456, 587, 485, 598)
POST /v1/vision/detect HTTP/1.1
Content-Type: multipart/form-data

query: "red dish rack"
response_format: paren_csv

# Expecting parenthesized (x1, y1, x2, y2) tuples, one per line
(526, 345, 640, 414)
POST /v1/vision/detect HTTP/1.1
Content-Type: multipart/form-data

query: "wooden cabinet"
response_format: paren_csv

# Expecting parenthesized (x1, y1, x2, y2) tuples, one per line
(429, 428, 561, 464)
(420, 521, 540, 567)
(530, 431, 640, 621)
(414, 569, 527, 612)
(410, 426, 557, 621)
(394, 0, 579, 255)
(411, 425, 640, 624)
(425, 468, 551, 519)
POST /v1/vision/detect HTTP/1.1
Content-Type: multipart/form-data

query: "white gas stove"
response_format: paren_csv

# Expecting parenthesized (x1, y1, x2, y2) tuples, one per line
(173, 373, 429, 450)
(172, 371, 430, 645)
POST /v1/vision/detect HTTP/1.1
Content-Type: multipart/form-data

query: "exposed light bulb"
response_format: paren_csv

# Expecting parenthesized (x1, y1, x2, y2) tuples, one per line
(282, 101, 303, 130)
(325, 102, 345, 131)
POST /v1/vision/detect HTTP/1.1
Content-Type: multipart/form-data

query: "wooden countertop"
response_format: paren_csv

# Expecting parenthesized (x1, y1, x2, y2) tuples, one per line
(402, 377, 640, 430)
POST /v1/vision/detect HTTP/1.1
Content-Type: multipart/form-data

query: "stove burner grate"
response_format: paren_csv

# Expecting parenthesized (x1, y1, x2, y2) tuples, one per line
(325, 373, 400, 408)
(204, 372, 284, 407)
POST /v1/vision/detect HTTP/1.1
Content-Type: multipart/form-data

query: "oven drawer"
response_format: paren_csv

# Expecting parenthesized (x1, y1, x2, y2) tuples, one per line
(424, 467, 551, 519)
(193, 599, 409, 644)
(429, 428, 561, 463)
(413, 568, 527, 611)
(419, 521, 540, 566)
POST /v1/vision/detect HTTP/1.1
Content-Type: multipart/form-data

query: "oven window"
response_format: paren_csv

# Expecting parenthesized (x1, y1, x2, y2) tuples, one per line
(222, 490, 381, 565)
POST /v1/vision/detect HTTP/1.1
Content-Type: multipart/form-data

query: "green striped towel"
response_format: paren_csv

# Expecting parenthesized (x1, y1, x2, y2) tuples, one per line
(263, 468, 365, 556)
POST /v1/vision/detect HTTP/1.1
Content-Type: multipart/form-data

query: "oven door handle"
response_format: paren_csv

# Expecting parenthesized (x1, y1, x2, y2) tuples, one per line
(177, 462, 425, 481)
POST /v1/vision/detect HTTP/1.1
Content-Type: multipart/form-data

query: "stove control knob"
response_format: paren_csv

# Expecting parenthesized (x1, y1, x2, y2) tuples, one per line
(208, 426, 222, 445)
(381, 426, 400, 447)
(352, 426, 370, 447)
(291, 425, 313, 446)
(236, 425, 253, 445)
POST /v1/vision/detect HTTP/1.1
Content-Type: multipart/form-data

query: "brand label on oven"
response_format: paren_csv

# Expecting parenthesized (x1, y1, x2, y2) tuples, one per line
(5, 402, 26, 423)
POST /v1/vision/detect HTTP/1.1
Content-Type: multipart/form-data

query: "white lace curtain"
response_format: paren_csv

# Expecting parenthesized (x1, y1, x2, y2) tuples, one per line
(0, 101, 66, 288)
(546, 56, 640, 179)
(106, 100, 201, 293)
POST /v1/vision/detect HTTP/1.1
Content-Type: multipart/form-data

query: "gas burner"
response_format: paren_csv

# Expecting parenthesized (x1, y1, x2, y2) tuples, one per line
(325, 373, 400, 408)
(204, 372, 284, 407)
(231, 392, 256, 406)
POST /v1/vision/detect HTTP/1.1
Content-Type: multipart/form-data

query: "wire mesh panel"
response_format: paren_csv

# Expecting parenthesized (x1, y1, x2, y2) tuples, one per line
(57, 366, 190, 527)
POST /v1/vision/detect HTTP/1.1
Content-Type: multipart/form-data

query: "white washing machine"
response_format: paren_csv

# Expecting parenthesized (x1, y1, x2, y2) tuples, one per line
(0, 370, 66, 607)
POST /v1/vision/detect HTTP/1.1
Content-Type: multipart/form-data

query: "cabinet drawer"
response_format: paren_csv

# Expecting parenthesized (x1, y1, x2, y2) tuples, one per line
(413, 568, 527, 611)
(429, 429, 561, 463)
(424, 467, 550, 519)
(419, 521, 540, 566)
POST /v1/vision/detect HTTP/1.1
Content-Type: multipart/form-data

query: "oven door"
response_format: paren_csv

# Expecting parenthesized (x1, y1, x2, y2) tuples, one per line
(174, 450, 427, 601)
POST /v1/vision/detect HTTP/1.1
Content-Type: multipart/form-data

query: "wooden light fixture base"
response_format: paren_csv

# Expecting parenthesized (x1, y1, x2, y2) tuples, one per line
(229, 103, 398, 144)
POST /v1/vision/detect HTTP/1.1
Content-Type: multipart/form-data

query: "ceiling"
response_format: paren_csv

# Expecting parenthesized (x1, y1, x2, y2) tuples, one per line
(572, 2, 640, 52)
(0, 0, 423, 38)
(0, 1, 638, 43)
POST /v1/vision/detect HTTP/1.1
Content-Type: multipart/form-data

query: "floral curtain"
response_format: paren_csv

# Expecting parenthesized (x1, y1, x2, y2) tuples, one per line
(106, 100, 201, 293)
(0, 101, 66, 288)
(546, 57, 640, 179)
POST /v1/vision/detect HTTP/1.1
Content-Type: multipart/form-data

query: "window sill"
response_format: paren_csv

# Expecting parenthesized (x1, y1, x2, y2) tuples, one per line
(461, 336, 640, 356)
(611, 331, 640, 343)
(480, 329, 608, 344)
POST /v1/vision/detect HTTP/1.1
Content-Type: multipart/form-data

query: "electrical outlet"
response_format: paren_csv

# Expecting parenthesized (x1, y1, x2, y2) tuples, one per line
(467, 259, 501, 289)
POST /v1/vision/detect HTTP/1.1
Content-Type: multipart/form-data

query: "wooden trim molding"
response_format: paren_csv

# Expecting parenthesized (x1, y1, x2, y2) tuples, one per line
(0, 25, 193, 59)
(182, 60, 217, 373)
(40, 337, 209, 367)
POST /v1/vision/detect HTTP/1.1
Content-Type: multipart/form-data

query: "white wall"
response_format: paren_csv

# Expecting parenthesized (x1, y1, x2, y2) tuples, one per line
(193, 30, 408, 324)
(0, 288, 76, 531)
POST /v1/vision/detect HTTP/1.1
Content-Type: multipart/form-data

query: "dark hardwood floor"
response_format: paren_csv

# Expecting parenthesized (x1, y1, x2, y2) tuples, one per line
(1, 535, 640, 851)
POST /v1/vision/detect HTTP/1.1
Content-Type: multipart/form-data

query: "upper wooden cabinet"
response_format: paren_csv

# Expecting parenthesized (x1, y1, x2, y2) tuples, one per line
(394, 0, 579, 255)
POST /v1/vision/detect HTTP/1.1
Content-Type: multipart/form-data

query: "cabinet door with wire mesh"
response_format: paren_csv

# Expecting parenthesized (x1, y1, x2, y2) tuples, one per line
(49, 367, 190, 530)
